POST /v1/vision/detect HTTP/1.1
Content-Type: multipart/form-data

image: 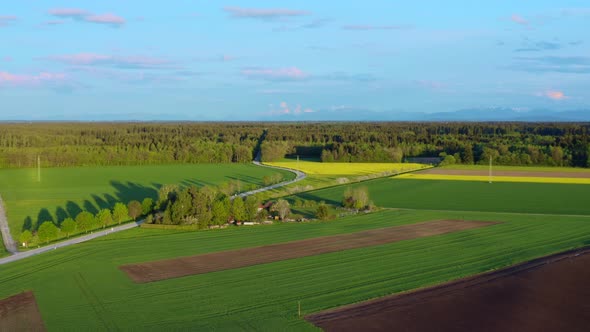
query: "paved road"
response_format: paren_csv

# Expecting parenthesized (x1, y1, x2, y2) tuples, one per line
(234, 161, 306, 198)
(0, 221, 142, 265)
(0, 195, 18, 254)
(0, 161, 307, 266)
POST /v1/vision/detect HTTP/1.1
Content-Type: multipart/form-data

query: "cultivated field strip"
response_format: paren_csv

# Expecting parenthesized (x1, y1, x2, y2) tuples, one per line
(0, 291, 46, 331)
(307, 248, 590, 332)
(120, 220, 497, 283)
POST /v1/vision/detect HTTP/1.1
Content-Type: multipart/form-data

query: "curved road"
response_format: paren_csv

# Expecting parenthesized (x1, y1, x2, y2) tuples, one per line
(0, 161, 306, 266)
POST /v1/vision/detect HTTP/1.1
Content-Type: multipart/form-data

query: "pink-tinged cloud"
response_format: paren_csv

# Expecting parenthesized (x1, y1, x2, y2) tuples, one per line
(1, 56, 12, 62)
(48, 8, 125, 27)
(42, 20, 66, 26)
(343, 24, 410, 30)
(510, 14, 529, 25)
(241, 67, 309, 81)
(48, 8, 89, 18)
(0, 71, 67, 87)
(224, 6, 310, 20)
(543, 90, 568, 100)
(85, 13, 125, 26)
(45, 53, 171, 69)
(0, 15, 17, 27)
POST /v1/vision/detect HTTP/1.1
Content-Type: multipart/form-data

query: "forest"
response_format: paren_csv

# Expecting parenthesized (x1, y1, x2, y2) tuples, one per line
(1, 122, 589, 168)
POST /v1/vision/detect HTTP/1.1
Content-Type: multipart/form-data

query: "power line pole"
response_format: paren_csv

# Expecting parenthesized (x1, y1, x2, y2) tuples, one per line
(489, 156, 492, 184)
(37, 155, 41, 183)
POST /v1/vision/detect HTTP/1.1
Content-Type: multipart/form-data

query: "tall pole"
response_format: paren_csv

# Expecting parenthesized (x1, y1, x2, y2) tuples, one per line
(37, 155, 41, 183)
(489, 156, 492, 184)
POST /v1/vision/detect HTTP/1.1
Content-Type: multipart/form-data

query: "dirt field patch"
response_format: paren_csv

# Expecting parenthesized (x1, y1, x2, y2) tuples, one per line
(307, 247, 590, 332)
(0, 291, 46, 332)
(121, 220, 496, 283)
(417, 168, 590, 178)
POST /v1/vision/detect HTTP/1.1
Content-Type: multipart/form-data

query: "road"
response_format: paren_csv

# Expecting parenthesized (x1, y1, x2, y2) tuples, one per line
(0, 161, 306, 266)
(0, 195, 18, 254)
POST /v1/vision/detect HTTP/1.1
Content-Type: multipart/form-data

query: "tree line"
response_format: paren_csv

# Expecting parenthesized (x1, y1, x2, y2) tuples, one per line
(261, 122, 590, 167)
(2, 122, 589, 168)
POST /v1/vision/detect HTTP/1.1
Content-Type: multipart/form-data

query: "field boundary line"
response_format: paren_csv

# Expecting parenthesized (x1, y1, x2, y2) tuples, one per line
(0, 195, 18, 254)
(386, 207, 590, 218)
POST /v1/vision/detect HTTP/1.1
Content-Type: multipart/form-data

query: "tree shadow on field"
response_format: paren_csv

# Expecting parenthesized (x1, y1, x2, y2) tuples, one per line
(296, 192, 340, 206)
(110, 181, 158, 204)
(226, 175, 259, 184)
(66, 201, 83, 219)
(36, 208, 54, 230)
(91, 194, 110, 210)
(55, 207, 68, 225)
(83, 200, 99, 215)
(22, 217, 33, 232)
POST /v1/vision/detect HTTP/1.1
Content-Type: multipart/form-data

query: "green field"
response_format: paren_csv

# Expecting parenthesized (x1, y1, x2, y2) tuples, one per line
(0, 209, 589, 330)
(295, 177, 590, 215)
(0, 164, 294, 238)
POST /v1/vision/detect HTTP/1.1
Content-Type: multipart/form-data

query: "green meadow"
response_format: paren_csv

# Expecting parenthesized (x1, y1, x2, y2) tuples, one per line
(0, 209, 589, 330)
(0, 164, 293, 238)
(295, 177, 590, 215)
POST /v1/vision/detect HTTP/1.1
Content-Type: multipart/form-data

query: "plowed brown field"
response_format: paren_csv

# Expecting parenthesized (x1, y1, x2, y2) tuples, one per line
(0, 291, 46, 332)
(307, 248, 590, 332)
(121, 220, 496, 283)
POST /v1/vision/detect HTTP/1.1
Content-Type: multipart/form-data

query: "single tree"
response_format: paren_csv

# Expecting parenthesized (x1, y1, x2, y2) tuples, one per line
(60, 217, 77, 237)
(37, 221, 58, 244)
(19, 230, 33, 247)
(271, 199, 291, 221)
(212, 200, 229, 225)
(76, 211, 95, 233)
(96, 209, 113, 229)
(231, 197, 247, 222)
(316, 203, 331, 221)
(127, 200, 142, 221)
(244, 196, 260, 222)
(141, 198, 154, 215)
(113, 202, 129, 224)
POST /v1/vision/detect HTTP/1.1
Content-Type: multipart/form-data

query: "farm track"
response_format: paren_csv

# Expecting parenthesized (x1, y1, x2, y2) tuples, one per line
(120, 220, 497, 283)
(306, 247, 590, 332)
(0, 195, 18, 254)
(0, 161, 306, 266)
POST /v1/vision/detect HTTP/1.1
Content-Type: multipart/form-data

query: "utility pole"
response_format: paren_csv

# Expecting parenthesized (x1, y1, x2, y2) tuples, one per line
(489, 156, 492, 184)
(298, 301, 301, 318)
(37, 155, 41, 183)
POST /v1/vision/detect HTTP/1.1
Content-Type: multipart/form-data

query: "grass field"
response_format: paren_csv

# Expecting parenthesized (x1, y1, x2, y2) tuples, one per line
(0, 164, 293, 239)
(296, 178, 590, 215)
(397, 173, 590, 184)
(0, 209, 589, 330)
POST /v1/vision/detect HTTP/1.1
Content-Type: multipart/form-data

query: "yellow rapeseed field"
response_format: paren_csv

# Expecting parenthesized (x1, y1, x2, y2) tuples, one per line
(396, 173, 590, 185)
(265, 161, 428, 176)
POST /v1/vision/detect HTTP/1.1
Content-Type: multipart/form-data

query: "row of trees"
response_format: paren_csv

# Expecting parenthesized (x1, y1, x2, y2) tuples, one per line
(18, 200, 146, 247)
(146, 184, 293, 227)
(260, 123, 590, 167)
(0, 123, 262, 167)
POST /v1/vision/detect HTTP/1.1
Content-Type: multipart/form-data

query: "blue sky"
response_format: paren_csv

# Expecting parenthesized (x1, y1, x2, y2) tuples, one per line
(1, 1, 589, 120)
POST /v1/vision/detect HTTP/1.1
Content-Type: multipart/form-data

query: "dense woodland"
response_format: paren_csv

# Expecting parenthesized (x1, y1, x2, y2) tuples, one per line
(1, 122, 589, 168)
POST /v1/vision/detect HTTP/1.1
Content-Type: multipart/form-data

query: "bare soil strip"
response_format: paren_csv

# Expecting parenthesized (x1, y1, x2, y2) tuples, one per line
(417, 168, 590, 178)
(120, 220, 496, 283)
(0, 291, 46, 332)
(307, 247, 590, 332)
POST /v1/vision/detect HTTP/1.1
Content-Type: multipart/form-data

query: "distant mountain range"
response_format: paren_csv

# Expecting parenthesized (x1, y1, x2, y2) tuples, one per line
(256, 108, 590, 122)
(2, 108, 590, 122)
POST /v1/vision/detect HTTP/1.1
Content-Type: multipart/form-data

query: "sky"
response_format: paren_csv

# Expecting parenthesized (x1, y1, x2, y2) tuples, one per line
(1, 1, 589, 120)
